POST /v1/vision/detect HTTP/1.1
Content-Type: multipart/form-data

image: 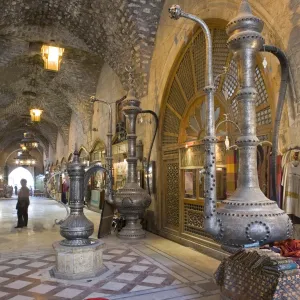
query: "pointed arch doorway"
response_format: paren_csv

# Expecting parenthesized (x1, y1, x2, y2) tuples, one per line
(8, 167, 34, 190)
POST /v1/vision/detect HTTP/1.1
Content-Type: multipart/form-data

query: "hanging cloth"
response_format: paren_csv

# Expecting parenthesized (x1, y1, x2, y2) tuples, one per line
(282, 160, 300, 217)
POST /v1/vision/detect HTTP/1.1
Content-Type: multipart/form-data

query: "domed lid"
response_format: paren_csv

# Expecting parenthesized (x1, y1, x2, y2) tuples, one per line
(226, 0, 263, 36)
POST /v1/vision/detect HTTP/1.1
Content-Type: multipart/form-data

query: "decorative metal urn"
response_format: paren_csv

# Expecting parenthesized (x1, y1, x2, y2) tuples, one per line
(113, 89, 151, 239)
(169, 0, 292, 249)
(60, 150, 94, 246)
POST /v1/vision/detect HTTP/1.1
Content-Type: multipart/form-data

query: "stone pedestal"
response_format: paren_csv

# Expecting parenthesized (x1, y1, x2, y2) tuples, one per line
(52, 239, 106, 280)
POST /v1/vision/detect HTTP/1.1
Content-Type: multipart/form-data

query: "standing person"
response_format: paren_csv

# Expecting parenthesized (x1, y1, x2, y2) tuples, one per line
(14, 185, 17, 196)
(61, 179, 69, 204)
(15, 179, 30, 228)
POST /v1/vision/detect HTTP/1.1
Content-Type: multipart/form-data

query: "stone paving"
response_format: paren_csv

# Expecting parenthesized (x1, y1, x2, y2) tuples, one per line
(0, 197, 220, 299)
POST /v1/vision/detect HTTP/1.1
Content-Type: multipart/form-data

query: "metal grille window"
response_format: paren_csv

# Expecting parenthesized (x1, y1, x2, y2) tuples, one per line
(212, 29, 229, 89)
(257, 135, 269, 142)
(256, 107, 272, 126)
(167, 80, 186, 116)
(255, 67, 268, 107)
(162, 26, 272, 147)
(231, 97, 238, 120)
(177, 51, 195, 101)
(192, 32, 206, 91)
(163, 108, 180, 135)
(222, 59, 238, 99)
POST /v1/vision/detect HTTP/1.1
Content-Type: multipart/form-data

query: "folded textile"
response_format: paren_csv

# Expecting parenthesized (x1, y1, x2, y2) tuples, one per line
(274, 239, 300, 257)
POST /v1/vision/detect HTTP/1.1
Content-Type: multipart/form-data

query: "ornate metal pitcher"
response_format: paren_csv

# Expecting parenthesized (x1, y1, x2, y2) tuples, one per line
(169, 0, 292, 249)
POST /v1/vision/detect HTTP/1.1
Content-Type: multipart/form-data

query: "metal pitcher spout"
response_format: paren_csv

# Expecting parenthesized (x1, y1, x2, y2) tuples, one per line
(169, 5, 219, 237)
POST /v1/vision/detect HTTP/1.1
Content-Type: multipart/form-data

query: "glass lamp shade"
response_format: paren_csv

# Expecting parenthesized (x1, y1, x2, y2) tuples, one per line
(225, 136, 230, 150)
(30, 108, 43, 122)
(20, 132, 39, 150)
(14, 151, 36, 166)
(41, 45, 64, 71)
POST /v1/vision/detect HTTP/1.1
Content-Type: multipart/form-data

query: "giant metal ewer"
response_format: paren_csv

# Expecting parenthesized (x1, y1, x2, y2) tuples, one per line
(169, 0, 292, 248)
(112, 90, 152, 239)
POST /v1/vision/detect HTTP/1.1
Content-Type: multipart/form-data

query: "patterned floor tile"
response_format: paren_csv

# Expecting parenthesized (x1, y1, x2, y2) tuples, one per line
(0, 266, 10, 272)
(0, 245, 218, 300)
(103, 254, 115, 260)
(0, 277, 9, 284)
(5, 280, 32, 289)
(143, 275, 166, 285)
(54, 287, 84, 298)
(84, 292, 111, 299)
(117, 257, 137, 263)
(130, 285, 154, 292)
(0, 291, 8, 298)
(101, 281, 127, 291)
(116, 272, 139, 281)
(26, 262, 48, 268)
(8, 296, 34, 300)
(109, 249, 126, 255)
(29, 283, 57, 294)
(139, 259, 152, 265)
(42, 256, 56, 262)
(129, 265, 149, 272)
(153, 268, 167, 275)
(7, 260, 29, 265)
(6, 268, 31, 276)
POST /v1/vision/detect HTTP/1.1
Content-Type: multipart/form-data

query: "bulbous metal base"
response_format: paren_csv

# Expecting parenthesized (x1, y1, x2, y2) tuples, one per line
(60, 214, 94, 246)
(117, 217, 146, 239)
(215, 188, 293, 247)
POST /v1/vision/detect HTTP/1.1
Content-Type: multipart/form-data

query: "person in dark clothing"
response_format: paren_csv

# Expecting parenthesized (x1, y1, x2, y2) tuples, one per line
(61, 179, 69, 205)
(15, 179, 30, 228)
(14, 185, 17, 196)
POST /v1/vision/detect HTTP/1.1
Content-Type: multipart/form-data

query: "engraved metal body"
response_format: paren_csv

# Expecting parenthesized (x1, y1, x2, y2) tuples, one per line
(169, 0, 292, 248)
(60, 150, 94, 246)
(113, 90, 151, 239)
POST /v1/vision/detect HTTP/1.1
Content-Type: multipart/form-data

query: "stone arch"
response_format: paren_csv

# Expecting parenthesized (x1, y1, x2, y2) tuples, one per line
(90, 139, 106, 163)
(8, 167, 34, 189)
(78, 146, 89, 164)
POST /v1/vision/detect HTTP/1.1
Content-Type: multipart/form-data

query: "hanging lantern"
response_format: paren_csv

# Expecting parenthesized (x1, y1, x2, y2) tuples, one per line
(20, 132, 39, 150)
(41, 45, 64, 71)
(14, 150, 36, 166)
(30, 108, 43, 122)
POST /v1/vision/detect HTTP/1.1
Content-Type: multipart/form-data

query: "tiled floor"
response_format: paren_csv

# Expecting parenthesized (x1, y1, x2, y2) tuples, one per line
(0, 197, 220, 299)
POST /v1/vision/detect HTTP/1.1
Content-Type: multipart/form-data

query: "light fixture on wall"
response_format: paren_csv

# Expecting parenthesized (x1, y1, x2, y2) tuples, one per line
(216, 114, 241, 151)
(41, 45, 64, 71)
(30, 108, 43, 123)
(20, 132, 39, 150)
(14, 150, 36, 166)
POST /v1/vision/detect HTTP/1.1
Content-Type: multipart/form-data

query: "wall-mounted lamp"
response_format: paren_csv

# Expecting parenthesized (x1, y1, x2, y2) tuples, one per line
(41, 45, 64, 71)
(216, 114, 241, 151)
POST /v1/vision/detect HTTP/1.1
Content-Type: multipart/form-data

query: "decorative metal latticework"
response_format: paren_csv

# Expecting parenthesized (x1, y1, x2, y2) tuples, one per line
(162, 26, 272, 147)
(184, 203, 210, 237)
(165, 162, 180, 229)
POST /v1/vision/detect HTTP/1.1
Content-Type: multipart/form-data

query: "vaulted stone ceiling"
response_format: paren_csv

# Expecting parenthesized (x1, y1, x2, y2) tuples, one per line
(0, 0, 163, 156)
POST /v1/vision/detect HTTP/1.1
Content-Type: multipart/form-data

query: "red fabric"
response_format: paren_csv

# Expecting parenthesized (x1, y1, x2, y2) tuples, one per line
(274, 239, 300, 257)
